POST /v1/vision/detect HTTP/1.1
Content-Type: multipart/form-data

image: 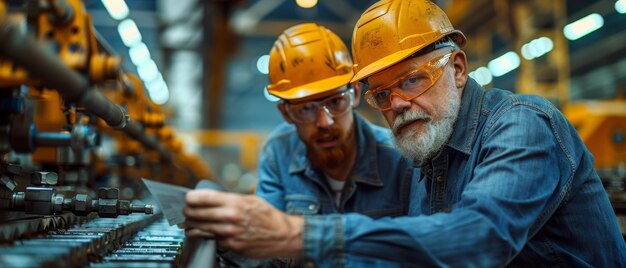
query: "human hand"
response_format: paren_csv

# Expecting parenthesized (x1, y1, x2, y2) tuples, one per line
(183, 189, 303, 258)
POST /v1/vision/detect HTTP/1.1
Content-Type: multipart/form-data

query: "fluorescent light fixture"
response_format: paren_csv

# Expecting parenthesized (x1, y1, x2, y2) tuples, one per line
(118, 19, 142, 47)
(469, 67, 493, 86)
(563, 13, 604, 41)
(137, 60, 158, 82)
(148, 82, 170, 105)
(146, 74, 164, 93)
(101, 0, 129, 20)
(296, 0, 318, 8)
(256, 55, 270, 74)
(145, 77, 170, 105)
(129, 42, 151, 66)
(264, 87, 280, 102)
(488, 51, 520, 77)
(617, 0, 626, 14)
(521, 37, 553, 60)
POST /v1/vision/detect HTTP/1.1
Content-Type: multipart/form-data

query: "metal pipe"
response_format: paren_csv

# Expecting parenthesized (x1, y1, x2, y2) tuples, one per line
(123, 120, 173, 162)
(35, 132, 71, 147)
(0, 19, 173, 163)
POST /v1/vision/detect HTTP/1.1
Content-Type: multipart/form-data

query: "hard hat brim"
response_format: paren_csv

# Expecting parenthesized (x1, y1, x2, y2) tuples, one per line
(351, 30, 466, 83)
(269, 71, 353, 100)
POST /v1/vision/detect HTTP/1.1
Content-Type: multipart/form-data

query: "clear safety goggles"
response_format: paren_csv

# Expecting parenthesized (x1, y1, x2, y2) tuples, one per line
(285, 87, 354, 123)
(363, 52, 452, 111)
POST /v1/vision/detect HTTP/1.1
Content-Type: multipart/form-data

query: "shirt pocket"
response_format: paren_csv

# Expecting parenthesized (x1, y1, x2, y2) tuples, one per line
(285, 196, 321, 215)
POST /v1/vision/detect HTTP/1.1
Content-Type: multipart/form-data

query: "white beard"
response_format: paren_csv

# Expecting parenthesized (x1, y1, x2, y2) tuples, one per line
(391, 87, 462, 163)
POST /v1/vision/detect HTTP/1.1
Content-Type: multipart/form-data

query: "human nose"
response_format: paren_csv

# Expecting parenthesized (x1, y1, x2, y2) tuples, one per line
(389, 91, 411, 113)
(315, 106, 334, 127)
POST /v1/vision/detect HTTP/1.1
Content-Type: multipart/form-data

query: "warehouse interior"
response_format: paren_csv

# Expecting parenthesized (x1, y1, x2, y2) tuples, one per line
(0, 0, 625, 266)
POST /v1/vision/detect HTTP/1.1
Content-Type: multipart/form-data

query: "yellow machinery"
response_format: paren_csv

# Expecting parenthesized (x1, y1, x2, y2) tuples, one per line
(564, 100, 626, 196)
(0, 2, 214, 265)
(0, 0, 216, 265)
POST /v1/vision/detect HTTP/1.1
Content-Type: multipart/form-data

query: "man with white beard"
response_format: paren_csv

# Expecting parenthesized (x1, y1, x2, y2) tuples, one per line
(183, 1, 626, 266)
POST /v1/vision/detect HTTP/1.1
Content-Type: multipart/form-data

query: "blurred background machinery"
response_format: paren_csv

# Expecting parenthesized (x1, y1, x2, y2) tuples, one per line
(0, 0, 625, 266)
(0, 0, 214, 266)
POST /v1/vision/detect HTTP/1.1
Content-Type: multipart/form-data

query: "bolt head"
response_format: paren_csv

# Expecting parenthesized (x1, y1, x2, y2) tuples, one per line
(30, 171, 58, 186)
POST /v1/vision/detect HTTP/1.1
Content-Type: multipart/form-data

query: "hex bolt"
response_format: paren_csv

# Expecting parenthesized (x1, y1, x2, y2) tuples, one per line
(52, 194, 64, 213)
(97, 187, 119, 199)
(72, 194, 92, 216)
(30, 171, 58, 186)
(0, 176, 17, 191)
(131, 204, 154, 214)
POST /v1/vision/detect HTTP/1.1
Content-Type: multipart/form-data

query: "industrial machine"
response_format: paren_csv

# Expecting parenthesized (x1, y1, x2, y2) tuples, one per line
(0, 0, 214, 266)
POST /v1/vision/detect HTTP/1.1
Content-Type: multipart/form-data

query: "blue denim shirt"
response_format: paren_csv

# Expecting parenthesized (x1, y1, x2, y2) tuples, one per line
(302, 79, 626, 267)
(256, 112, 414, 218)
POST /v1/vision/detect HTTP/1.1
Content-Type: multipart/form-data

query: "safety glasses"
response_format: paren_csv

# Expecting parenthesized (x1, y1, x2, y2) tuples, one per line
(364, 53, 452, 111)
(285, 88, 354, 123)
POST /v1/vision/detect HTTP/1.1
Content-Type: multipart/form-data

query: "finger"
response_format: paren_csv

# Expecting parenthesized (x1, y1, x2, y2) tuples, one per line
(216, 238, 245, 253)
(185, 228, 215, 239)
(185, 190, 241, 207)
(183, 206, 244, 223)
(184, 220, 247, 237)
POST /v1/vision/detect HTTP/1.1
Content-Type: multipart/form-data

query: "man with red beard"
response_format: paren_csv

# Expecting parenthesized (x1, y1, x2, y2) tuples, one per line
(184, 2, 625, 266)
(201, 23, 414, 266)
(255, 23, 413, 218)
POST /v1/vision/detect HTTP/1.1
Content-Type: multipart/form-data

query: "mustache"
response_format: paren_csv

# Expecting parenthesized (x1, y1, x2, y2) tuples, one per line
(392, 110, 432, 135)
(312, 127, 341, 140)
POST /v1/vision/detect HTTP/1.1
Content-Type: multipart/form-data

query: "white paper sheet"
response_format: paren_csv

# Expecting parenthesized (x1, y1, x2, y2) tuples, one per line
(141, 178, 191, 226)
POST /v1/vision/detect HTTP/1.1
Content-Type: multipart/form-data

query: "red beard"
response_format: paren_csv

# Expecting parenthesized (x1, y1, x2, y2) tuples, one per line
(305, 128, 348, 170)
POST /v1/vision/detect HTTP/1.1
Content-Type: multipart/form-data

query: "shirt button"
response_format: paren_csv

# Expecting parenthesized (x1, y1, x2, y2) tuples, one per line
(308, 204, 317, 210)
(427, 169, 433, 175)
(436, 176, 443, 183)
(305, 261, 315, 268)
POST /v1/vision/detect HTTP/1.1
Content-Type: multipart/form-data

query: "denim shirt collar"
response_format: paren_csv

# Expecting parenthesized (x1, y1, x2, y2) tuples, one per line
(288, 112, 383, 187)
(446, 78, 485, 156)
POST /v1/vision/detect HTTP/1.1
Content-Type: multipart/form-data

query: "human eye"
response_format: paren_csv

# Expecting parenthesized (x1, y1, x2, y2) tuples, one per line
(325, 96, 346, 109)
(296, 103, 317, 116)
(400, 71, 430, 91)
(373, 89, 391, 102)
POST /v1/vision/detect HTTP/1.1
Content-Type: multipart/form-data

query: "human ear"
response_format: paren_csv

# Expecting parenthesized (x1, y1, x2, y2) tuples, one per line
(452, 50, 468, 89)
(277, 103, 294, 124)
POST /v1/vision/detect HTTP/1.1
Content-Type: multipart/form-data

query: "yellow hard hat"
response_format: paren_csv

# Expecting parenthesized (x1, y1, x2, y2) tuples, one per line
(267, 23, 353, 100)
(351, 0, 466, 83)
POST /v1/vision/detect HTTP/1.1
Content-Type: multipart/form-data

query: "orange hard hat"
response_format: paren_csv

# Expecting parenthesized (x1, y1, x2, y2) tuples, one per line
(351, 0, 466, 83)
(267, 23, 353, 100)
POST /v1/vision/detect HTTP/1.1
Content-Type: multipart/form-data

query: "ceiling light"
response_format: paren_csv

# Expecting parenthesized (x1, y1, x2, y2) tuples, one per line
(129, 42, 151, 66)
(256, 55, 270, 74)
(264, 87, 280, 102)
(296, 0, 318, 8)
(137, 59, 158, 82)
(521, 37, 553, 60)
(118, 19, 142, 47)
(101, 0, 129, 20)
(469, 67, 493, 86)
(488, 51, 520, 77)
(616, 0, 626, 14)
(563, 13, 604, 41)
